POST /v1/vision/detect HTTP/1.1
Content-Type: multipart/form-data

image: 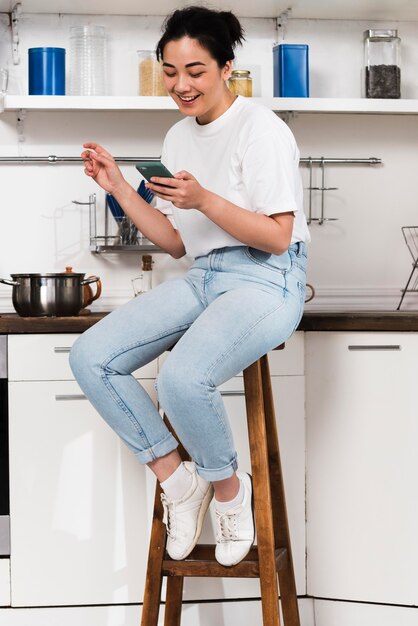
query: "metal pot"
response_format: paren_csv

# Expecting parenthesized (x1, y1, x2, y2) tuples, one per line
(0, 270, 101, 317)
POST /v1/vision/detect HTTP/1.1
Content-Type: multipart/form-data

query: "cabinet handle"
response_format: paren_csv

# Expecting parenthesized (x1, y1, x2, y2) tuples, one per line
(54, 347, 72, 353)
(348, 345, 401, 351)
(55, 394, 87, 401)
(220, 390, 245, 396)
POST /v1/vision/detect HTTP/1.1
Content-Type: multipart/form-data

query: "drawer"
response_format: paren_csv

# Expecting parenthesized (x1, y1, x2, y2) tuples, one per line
(157, 331, 304, 377)
(8, 334, 157, 381)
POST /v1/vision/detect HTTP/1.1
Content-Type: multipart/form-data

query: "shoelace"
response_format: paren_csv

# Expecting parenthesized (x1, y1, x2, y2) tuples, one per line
(161, 494, 176, 539)
(216, 510, 238, 543)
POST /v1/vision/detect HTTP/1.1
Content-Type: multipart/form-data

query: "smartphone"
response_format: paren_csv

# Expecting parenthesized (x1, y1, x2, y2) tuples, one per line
(136, 161, 174, 187)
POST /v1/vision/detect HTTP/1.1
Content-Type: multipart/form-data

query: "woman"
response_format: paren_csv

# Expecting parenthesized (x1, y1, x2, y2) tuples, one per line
(70, 6, 310, 568)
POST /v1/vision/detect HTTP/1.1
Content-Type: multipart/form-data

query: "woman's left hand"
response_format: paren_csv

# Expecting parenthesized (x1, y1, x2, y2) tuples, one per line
(145, 170, 210, 210)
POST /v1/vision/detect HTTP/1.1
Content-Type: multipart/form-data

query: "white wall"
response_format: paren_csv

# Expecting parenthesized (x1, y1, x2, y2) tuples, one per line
(0, 13, 417, 312)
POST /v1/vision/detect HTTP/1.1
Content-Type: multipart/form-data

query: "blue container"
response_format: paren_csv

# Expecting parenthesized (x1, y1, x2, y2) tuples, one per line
(28, 47, 66, 95)
(273, 44, 309, 97)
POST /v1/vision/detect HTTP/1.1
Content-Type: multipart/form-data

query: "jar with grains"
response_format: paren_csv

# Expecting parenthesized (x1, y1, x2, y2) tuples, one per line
(364, 29, 401, 98)
(229, 69, 252, 97)
(137, 50, 166, 96)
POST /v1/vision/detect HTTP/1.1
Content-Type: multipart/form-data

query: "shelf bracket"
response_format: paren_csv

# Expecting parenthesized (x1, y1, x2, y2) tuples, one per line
(16, 108, 26, 143)
(275, 8, 292, 42)
(277, 110, 298, 125)
(11, 2, 22, 65)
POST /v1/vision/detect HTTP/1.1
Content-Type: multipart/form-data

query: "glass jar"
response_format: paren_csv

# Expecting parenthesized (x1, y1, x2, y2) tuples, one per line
(132, 255, 153, 297)
(364, 29, 400, 99)
(229, 69, 252, 97)
(137, 50, 166, 96)
(69, 25, 107, 96)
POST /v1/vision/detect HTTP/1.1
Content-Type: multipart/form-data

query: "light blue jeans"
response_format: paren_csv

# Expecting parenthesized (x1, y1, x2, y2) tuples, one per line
(69, 243, 307, 481)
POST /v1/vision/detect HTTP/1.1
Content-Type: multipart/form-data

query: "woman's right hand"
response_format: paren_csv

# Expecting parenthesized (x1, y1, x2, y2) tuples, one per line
(81, 142, 126, 194)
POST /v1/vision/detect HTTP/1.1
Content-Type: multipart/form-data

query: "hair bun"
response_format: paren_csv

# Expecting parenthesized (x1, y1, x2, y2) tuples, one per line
(219, 11, 245, 48)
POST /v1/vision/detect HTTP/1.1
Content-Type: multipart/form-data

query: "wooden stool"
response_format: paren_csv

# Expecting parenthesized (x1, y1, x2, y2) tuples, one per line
(141, 345, 300, 626)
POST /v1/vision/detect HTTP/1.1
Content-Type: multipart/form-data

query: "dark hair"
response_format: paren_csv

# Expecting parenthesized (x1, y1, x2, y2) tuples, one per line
(156, 6, 245, 67)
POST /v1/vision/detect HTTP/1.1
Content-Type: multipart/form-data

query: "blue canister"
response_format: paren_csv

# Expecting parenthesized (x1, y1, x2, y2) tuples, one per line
(28, 47, 66, 95)
(273, 44, 309, 97)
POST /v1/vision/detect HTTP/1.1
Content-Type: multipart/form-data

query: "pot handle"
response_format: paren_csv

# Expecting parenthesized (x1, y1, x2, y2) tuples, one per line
(0, 277, 19, 287)
(82, 276, 102, 307)
(305, 283, 315, 303)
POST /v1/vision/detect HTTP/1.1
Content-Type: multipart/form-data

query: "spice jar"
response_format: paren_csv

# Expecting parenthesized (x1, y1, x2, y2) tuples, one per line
(137, 50, 166, 96)
(229, 70, 252, 97)
(364, 29, 400, 99)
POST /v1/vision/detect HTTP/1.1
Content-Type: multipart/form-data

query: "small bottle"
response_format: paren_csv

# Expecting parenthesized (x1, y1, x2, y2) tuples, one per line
(131, 254, 153, 297)
(364, 29, 401, 99)
(229, 70, 252, 97)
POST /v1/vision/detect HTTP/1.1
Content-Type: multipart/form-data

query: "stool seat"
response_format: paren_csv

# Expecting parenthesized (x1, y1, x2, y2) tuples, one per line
(141, 344, 300, 626)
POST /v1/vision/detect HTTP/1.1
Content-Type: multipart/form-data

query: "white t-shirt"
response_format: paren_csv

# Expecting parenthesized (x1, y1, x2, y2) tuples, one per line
(156, 95, 310, 258)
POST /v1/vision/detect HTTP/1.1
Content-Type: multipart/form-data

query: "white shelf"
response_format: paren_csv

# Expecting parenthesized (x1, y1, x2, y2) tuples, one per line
(2, 95, 178, 111)
(0, 0, 417, 21)
(2, 95, 418, 115)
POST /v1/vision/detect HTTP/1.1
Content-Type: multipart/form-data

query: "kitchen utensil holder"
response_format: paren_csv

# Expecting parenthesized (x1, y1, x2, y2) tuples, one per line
(72, 193, 160, 253)
(301, 156, 382, 225)
(397, 226, 418, 310)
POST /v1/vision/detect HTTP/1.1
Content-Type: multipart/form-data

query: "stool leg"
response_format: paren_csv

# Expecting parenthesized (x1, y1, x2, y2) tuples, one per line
(260, 355, 300, 626)
(141, 482, 166, 626)
(141, 415, 189, 626)
(244, 360, 281, 626)
(164, 576, 184, 626)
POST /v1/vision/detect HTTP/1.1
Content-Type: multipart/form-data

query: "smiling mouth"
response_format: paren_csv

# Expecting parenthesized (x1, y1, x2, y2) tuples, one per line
(178, 94, 200, 102)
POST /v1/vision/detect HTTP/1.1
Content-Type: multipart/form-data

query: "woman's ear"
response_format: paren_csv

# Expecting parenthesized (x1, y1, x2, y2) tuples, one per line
(223, 60, 233, 81)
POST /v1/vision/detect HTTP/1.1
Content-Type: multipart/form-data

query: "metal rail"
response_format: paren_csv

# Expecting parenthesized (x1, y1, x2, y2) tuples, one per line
(300, 157, 381, 165)
(0, 155, 160, 163)
(0, 155, 382, 165)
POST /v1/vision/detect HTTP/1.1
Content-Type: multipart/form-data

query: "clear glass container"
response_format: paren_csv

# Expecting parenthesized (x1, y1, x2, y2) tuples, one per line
(132, 254, 153, 297)
(69, 25, 107, 96)
(229, 69, 252, 97)
(137, 50, 166, 96)
(364, 29, 400, 99)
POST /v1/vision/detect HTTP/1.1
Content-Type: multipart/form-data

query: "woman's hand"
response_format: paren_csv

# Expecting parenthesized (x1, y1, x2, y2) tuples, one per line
(81, 142, 126, 194)
(145, 170, 211, 210)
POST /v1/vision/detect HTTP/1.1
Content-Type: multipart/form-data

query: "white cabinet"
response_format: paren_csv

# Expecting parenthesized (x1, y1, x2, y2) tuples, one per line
(306, 332, 418, 605)
(8, 331, 306, 607)
(8, 334, 157, 607)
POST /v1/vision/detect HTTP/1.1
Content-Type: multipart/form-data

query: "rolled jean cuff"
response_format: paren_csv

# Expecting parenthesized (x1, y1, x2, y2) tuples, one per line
(195, 456, 238, 482)
(134, 431, 179, 465)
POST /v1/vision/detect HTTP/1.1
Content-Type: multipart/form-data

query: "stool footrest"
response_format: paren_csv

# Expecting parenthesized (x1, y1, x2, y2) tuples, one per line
(162, 545, 287, 578)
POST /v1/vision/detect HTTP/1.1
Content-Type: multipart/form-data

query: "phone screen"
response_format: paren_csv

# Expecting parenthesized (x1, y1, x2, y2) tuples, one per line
(136, 161, 174, 187)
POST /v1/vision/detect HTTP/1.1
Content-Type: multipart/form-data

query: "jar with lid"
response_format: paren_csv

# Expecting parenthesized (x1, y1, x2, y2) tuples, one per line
(69, 25, 107, 96)
(229, 69, 252, 97)
(364, 29, 400, 99)
(137, 50, 166, 96)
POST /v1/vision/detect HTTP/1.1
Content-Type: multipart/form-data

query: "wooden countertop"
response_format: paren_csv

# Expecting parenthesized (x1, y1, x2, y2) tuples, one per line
(1, 310, 418, 333)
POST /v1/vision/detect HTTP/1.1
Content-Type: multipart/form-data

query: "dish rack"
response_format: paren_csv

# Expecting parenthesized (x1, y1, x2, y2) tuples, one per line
(397, 226, 418, 310)
(73, 193, 160, 253)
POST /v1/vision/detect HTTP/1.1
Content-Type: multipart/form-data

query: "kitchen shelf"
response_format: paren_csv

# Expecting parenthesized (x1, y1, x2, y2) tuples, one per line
(3, 95, 418, 115)
(0, 0, 417, 21)
(90, 238, 160, 253)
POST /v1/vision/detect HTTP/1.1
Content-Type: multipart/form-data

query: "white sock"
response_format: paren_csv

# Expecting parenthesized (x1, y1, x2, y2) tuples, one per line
(161, 462, 193, 501)
(215, 478, 245, 513)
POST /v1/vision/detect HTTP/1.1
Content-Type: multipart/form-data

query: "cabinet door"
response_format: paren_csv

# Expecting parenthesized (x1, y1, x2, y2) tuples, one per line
(9, 379, 157, 607)
(8, 334, 157, 381)
(306, 332, 418, 605)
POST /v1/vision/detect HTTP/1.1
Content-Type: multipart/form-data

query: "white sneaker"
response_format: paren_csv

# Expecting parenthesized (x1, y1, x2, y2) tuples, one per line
(215, 472, 255, 567)
(161, 461, 214, 560)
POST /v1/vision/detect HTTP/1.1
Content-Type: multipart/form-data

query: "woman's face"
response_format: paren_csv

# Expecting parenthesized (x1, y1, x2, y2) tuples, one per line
(161, 36, 234, 125)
